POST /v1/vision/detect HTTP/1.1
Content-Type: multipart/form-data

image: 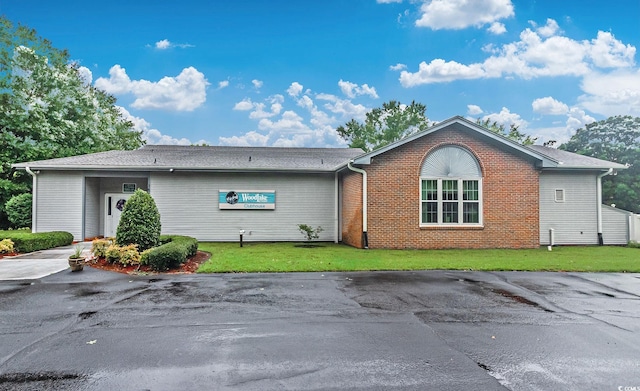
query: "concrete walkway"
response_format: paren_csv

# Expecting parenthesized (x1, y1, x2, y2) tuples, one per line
(0, 245, 91, 280)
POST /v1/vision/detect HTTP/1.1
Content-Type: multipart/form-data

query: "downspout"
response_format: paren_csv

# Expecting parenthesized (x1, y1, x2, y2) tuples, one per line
(24, 167, 37, 233)
(347, 161, 368, 249)
(596, 168, 613, 246)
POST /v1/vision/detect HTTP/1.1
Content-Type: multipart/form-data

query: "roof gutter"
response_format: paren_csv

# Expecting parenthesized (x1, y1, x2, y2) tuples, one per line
(24, 167, 37, 233)
(596, 168, 614, 245)
(347, 161, 368, 249)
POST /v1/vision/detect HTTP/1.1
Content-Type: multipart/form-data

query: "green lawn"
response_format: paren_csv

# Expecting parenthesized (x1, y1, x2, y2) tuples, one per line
(197, 242, 640, 273)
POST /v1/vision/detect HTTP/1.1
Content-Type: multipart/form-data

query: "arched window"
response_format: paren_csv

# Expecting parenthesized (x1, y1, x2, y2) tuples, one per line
(420, 146, 483, 225)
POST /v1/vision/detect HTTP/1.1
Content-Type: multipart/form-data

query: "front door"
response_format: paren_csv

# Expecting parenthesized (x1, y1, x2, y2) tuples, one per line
(104, 193, 133, 238)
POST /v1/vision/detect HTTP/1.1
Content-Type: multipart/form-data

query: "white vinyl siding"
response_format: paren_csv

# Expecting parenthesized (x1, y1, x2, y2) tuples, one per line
(84, 177, 100, 239)
(35, 171, 84, 240)
(601, 205, 631, 245)
(150, 172, 336, 241)
(539, 172, 598, 245)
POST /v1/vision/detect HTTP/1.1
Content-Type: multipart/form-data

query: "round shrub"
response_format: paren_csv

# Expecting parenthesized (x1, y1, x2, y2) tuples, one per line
(116, 189, 161, 252)
(5, 193, 32, 229)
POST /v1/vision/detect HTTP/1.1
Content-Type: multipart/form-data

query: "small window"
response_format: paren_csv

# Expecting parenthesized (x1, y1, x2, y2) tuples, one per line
(555, 189, 565, 202)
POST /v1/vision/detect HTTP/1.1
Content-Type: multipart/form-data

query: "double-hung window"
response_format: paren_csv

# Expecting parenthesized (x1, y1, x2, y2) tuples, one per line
(420, 146, 483, 226)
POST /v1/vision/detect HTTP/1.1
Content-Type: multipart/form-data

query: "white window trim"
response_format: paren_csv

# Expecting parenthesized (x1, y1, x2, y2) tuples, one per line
(554, 188, 565, 203)
(419, 178, 483, 227)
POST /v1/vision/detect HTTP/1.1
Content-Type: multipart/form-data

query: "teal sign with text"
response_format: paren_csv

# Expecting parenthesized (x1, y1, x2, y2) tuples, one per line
(219, 190, 276, 210)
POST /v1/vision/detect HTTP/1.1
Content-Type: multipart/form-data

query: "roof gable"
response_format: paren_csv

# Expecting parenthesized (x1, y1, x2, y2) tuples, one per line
(351, 116, 626, 171)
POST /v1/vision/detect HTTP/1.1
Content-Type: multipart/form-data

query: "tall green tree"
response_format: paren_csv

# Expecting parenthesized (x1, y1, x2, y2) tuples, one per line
(560, 115, 640, 213)
(336, 100, 430, 152)
(475, 118, 537, 145)
(0, 16, 144, 228)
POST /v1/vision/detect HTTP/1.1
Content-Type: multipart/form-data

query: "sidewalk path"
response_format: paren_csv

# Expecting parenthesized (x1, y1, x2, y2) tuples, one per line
(0, 245, 90, 280)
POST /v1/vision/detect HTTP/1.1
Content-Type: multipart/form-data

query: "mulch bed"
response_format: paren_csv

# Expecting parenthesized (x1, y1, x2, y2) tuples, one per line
(88, 251, 211, 275)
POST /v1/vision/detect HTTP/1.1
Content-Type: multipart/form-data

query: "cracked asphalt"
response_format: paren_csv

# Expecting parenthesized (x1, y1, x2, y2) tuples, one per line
(0, 267, 639, 390)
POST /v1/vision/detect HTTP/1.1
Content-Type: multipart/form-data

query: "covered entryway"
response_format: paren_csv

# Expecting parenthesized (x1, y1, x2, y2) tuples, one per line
(104, 193, 133, 237)
(83, 175, 149, 240)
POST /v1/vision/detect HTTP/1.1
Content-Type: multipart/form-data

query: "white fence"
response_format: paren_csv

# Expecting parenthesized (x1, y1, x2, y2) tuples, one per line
(630, 214, 640, 243)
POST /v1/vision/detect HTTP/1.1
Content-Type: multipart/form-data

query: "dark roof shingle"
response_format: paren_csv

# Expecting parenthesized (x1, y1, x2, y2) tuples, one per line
(13, 145, 365, 172)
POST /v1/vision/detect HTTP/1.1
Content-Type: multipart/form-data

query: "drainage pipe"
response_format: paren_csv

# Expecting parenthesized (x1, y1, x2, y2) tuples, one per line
(596, 168, 613, 245)
(24, 167, 37, 233)
(347, 161, 368, 249)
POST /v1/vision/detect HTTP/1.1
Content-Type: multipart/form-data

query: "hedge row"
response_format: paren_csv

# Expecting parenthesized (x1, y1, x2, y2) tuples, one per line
(141, 235, 198, 271)
(0, 231, 74, 253)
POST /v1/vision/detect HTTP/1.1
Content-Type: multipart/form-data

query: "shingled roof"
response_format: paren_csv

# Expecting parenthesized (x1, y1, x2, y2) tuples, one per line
(12, 145, 365, 172)
(526, 145, 628, 170)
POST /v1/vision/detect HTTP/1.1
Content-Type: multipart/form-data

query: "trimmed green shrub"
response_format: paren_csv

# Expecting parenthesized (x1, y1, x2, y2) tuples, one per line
(629, 241, 640, 249)
(0, 231, 73, 253)
(116, 189, 161, 252)
(141, 235, 197, 271)
(5, 193, 32, 229)
(0, 238, 14, 254)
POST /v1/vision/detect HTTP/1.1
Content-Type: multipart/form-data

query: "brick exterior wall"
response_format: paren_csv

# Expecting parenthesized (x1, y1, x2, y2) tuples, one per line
(341, 170, 363, 248)
(349, 128, 540, 249)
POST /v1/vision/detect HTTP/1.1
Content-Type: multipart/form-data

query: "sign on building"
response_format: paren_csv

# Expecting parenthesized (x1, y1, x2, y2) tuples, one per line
(219, 190, 276, 210)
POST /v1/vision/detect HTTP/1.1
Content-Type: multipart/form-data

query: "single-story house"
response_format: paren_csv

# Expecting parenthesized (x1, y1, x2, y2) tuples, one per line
(12, 116, 633, 249)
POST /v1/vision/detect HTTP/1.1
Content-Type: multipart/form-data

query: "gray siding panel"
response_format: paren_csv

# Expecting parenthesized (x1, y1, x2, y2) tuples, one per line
(150, 172, 336, 241)
(84, 177, 100, 239)
(539, 172, 598, 245)
(36, 171, 83, 240)
(602, 206, 630, 245)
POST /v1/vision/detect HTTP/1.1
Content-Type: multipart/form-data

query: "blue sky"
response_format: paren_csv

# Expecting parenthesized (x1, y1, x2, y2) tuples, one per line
(2, 0, 639, 147)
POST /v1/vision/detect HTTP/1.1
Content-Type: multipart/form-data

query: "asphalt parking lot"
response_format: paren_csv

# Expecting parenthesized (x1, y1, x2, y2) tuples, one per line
(0, 267, 639, 390)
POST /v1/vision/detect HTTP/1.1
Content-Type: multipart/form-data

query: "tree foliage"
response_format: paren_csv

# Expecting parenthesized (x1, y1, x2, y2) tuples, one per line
(116, 190, 161, 252)
(475, 118, 537, 145)
(560, 115, 640, 213)
(336, 100, 430, 152)
(0, 16, 144, 228)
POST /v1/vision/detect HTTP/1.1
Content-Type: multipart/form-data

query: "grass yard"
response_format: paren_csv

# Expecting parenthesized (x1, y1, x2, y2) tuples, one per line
(197, 242, 640, 273)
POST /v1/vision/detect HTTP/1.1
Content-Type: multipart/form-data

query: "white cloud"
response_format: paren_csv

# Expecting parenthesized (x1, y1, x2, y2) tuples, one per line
(118, 106, 207, 145)
(155, 39, 171, 49)
(338, 79, 379, 99)
(252, 79, 263, 89)
(389, 63, 407, 71)
(219, 81, 369, 147)
(589, 31, 636, 68)
(77, 66, 92, 84)
(233, 98, 253, 111)
(287, 82, 303, 97)
(400, 20, 637, 87)
(377, 0, 402, 3)
(95, 65, 209, 111)
(487, 22, 506, 35)
(219, 131, 269, 147)
(416, 0, 514, 30)
(467, 104, 483, 115)
(532, 97, 569, 115)
(218, 80, 229, 89)
(531, 18, 560, 38)
(400, 59, 486, 85)
(95, 64, 131, 94)
(578, 69, 640, 116)
(481, 107, 528, 130)
(153, 39, 194, 50)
